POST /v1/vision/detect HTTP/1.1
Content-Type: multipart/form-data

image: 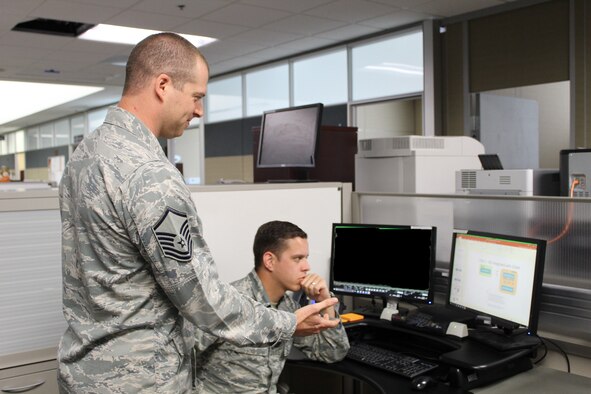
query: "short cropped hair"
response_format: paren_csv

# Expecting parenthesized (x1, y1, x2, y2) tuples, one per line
(253, 221, 308, 269)
(123, 32, 209, 95)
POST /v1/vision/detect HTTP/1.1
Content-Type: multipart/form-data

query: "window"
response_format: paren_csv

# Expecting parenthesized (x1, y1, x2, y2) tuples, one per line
(293, 49, 347, 106)
(352, 29, 423, 101)
(246, 64, 289, 117)
(70, 115, 86, 143)
(39, 124, 54, 148)
(207, 76, 242, 123)
(87, 107, 108, 135)
(54, 119, 70, 146)
(26, 127, 39, 151)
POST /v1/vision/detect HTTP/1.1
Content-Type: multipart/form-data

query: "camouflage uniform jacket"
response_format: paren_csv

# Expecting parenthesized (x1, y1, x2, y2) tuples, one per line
(57, 106, 296, 394)
(193, 269, 350, 393)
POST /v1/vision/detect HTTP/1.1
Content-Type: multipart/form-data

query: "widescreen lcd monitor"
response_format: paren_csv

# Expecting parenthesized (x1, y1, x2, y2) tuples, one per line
(329, 223, 437, 305)
(447, 230, 546, 335)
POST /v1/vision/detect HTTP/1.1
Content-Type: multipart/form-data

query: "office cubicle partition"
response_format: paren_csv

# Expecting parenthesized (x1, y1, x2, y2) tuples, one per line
(352, 192, 591, 359)
(0, 183, 351, 393)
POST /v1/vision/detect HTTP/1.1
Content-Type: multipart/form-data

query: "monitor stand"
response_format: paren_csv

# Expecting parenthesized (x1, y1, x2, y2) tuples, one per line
(468, 327, 541, 351)
(353, 297, 387, 319)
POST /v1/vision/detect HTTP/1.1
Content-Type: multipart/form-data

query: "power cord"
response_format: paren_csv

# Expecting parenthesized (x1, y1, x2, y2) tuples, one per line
(547, 178, 579, 244)
(539, 336, 571, 373)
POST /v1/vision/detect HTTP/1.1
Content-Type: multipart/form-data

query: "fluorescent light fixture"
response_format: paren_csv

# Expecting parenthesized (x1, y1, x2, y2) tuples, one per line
(0, 81, 104, 125)
(79, 24, 217, 47)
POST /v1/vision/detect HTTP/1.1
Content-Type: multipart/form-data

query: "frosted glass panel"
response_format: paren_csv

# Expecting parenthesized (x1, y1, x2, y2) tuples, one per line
(357, 193, 591, 288)
(207, 76, 242, 122)
(352, 29, 423, 101)
(294, 50, 347, 106)
(246, 64, 289, 117)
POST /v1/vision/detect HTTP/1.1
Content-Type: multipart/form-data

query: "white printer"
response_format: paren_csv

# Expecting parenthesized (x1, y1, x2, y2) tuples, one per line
(355, 136, 485, 194)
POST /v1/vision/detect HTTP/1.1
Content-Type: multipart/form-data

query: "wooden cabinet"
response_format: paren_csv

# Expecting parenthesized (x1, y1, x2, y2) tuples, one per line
(253, 125, 358, 184)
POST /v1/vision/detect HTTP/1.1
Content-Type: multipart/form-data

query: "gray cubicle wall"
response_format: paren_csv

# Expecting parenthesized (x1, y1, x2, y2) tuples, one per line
(353, 192, 591, 358)
(0, 183, 350, 370)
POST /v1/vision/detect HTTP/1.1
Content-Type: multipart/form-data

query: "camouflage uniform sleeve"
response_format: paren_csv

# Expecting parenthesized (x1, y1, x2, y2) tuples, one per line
(290, 298, 350, 363)
(119, 161, 296, 345)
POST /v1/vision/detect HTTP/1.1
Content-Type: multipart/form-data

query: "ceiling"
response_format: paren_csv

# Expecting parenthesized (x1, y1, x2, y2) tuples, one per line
(0, 0, 520, 133)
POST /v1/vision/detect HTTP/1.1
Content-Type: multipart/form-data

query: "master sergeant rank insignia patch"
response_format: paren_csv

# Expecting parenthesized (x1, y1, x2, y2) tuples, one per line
(152, 207, 193, 262)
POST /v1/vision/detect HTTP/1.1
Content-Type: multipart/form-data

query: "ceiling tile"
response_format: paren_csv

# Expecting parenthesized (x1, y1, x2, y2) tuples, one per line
(201, 3, 291, 28)
(304, 0, 401, 23)
(106, 10, 192, 31)
(29, 0, 124, 24)
(239, 0, 334, 13)
(264, 14, 346, 35)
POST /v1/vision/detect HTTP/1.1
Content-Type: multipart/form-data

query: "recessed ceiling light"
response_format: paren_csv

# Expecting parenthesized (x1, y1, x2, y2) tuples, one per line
(0, 81, 104, 125)
(79, 24, 217, 47)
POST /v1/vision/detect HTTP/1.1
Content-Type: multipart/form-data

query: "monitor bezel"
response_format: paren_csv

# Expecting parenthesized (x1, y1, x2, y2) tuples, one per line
(329, 222, 437, 305)
(446, 229, 547, 334)
(256, 102, 323, 169)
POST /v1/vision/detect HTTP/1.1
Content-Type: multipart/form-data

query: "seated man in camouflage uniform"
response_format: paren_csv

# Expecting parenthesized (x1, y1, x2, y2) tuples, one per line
(194, 220, 350, 393)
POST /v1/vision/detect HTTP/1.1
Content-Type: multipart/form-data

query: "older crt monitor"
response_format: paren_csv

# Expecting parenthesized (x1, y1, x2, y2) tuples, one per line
(329, 223, 436, 311)
(447, 230, 546, 349)
(256, 103, 323, 170)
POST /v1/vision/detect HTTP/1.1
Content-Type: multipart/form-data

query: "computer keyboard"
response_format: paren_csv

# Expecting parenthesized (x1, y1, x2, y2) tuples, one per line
(346, 342, 439, 379)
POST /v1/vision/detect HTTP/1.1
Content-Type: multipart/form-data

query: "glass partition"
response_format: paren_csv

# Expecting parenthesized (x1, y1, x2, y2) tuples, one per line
(353, 192, 591, 356)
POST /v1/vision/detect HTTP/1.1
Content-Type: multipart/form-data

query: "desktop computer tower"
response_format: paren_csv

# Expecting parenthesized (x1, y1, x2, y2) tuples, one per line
(559, 148, 591, 197)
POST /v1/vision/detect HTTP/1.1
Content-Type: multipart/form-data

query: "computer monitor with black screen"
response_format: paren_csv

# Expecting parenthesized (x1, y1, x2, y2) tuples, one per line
(329, 223, 436, 316)
(256, 103, 323, 181)
(447, 230, 546, 350)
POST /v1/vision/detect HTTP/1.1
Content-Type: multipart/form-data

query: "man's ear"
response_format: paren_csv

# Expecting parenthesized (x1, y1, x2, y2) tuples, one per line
(263, 251, 275, 272)
(154, 73, 171, 101)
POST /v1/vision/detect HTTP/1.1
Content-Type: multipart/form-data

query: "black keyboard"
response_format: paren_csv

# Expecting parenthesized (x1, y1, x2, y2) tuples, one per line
(346, 342, 438, 379)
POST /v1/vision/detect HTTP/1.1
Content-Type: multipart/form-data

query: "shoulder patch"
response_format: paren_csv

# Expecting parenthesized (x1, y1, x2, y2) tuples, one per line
(152, 207, 193, 262)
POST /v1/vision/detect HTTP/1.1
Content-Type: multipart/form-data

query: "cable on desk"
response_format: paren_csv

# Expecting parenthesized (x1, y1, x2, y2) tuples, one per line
(533, 336, 548, 365)
(539, 336, 571, 373)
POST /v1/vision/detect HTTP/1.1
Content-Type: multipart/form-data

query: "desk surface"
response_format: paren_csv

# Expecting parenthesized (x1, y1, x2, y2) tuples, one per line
(472, 366, 591, 394)
(287, 319, 579, 394)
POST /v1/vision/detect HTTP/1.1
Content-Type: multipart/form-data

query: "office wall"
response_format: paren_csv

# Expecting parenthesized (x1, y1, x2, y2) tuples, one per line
(0, 183, 350, 369)
(440, 0, 587, 161)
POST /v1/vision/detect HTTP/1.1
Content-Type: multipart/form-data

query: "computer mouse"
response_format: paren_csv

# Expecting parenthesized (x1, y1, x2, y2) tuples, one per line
(410, 375, 437, 391)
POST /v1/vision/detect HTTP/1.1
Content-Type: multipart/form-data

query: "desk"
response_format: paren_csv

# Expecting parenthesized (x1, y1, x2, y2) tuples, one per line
(472, 366, 591, 394)
(283, 319, 536, 394)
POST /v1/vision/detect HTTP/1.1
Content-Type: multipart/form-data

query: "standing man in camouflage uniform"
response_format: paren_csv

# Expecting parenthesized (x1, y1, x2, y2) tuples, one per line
(58, 32, 338, 393)
(194, 221, 350, 393)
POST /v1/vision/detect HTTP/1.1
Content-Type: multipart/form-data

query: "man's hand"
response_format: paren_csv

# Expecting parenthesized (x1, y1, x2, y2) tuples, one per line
(293, 298, 339, 337)
(300, 273, 336, 318)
